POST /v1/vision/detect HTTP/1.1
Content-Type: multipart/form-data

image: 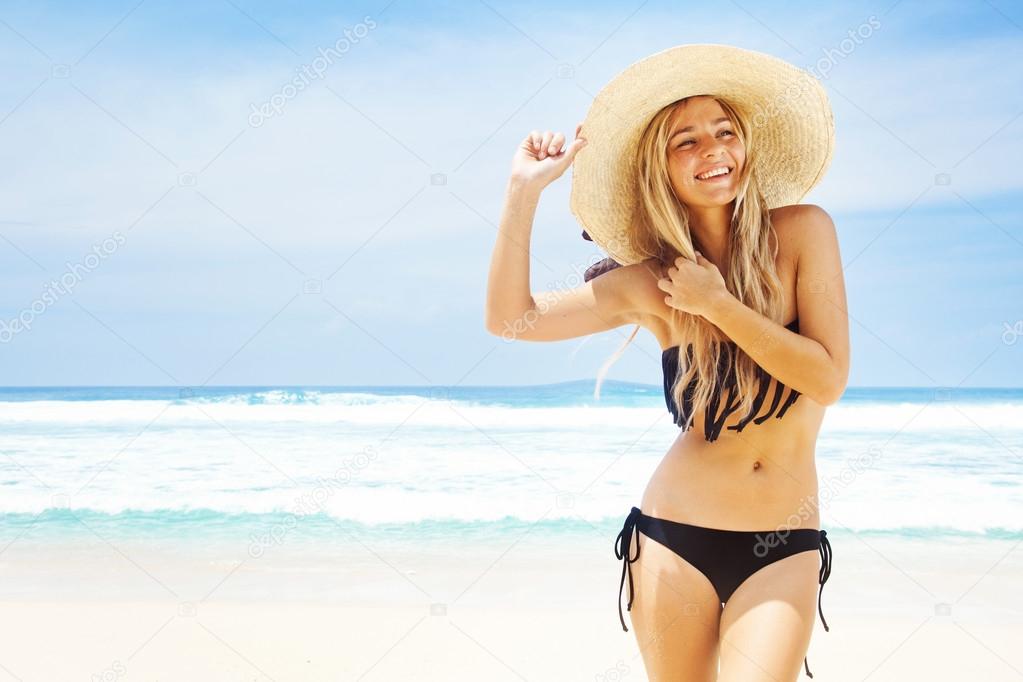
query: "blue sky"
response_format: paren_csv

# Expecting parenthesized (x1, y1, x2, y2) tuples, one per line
(1, 0, 1021, 387)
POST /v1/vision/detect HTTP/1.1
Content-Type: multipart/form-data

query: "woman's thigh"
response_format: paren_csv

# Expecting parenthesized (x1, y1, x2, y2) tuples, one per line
(717, 549, 821, 682)
(628, 533, 723, 682)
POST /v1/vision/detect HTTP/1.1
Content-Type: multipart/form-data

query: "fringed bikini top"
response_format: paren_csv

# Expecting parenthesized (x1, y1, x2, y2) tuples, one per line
(662, 318, 801, 441)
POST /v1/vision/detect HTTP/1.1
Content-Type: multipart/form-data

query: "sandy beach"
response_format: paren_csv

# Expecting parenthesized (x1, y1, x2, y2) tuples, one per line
(1, 531, 1020, 681)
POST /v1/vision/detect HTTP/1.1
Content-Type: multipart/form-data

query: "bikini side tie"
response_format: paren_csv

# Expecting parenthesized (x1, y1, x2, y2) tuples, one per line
(803, 529, 833, 678)
(614, 506, 643, 632)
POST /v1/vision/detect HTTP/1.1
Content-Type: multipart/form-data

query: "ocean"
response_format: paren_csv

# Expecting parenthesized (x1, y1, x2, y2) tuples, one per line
(2, 382, 1021, 555)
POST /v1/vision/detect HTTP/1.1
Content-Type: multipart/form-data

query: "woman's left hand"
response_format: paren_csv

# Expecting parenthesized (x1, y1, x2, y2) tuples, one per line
(657, 251, 731, 318)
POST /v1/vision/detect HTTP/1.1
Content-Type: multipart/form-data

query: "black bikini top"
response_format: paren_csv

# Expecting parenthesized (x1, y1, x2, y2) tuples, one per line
(662, 318, 801, 441)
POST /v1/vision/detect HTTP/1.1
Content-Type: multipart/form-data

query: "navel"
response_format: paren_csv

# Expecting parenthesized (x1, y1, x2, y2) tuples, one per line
(752, 460, 762, 471)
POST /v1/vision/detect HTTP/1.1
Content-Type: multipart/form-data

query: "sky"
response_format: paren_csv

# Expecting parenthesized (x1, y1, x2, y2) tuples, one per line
(0, 0, 1021, 388)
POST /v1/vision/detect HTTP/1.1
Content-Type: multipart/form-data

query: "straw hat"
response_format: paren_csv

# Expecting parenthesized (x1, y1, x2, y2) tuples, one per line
(570, 43, 835, 267)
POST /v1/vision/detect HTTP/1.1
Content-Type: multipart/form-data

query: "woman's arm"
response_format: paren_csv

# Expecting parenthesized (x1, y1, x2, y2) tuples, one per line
(485, 126, 656, 342)
(658, 204, 849, 404)
(484, 177, 545, 335)
(704, 205, 850, 404)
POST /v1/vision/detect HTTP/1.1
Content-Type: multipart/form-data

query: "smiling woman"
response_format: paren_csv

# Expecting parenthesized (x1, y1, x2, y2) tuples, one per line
(487, 43, 847, 682)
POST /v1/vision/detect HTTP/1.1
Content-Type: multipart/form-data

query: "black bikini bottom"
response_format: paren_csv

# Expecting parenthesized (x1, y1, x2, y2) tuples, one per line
(615, 506, 833, 679)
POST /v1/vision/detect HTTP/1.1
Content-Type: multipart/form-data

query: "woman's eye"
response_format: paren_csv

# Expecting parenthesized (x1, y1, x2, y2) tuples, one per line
(676, 131, 733, 149)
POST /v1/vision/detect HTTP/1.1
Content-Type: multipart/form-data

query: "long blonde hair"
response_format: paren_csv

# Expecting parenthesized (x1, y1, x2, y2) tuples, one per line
(594, 95, 787, 433)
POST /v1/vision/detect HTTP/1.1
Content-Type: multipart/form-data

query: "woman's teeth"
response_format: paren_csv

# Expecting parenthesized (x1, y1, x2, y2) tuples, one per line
(696, 167, 731, 180)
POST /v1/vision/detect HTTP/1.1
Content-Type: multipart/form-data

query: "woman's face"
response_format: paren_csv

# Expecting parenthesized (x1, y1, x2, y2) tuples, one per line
(665, 96, 745, 208)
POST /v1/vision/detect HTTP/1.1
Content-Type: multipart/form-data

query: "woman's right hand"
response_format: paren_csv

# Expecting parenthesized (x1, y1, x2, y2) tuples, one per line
(509, 123, 587, 191)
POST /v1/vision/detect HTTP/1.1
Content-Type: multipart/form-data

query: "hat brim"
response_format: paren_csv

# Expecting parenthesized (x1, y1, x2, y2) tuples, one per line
(569, 43, 834, 266)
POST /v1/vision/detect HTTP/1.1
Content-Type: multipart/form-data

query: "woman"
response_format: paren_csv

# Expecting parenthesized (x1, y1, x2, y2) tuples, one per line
(485, 44, 849, 681)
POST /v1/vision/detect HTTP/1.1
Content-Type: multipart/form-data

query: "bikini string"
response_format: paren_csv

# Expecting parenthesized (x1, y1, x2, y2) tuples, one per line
(818, 529, 832, 631)
(803, 529, 833, 679)
(614, 506, 643, 632)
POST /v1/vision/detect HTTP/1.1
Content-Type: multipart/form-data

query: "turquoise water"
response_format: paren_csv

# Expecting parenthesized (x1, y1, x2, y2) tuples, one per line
(2, 382, 1021, 544)
(2, 383, 1020, 405)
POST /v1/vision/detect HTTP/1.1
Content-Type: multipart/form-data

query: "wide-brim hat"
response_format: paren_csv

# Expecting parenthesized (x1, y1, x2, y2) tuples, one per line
(570, 43, 834, 266)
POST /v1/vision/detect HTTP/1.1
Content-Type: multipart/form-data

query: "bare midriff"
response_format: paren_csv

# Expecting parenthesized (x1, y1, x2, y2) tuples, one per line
(639, 388, 826, 532)
(639, 209, 823, 533)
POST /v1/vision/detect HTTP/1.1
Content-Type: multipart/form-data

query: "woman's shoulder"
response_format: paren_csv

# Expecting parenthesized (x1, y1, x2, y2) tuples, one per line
(770, 203, 834, 237)
(580, 255, 672, 336)
(769, 203, 835, 266)
(623, 256, 671, 308)
(613, 257, 675, 344)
